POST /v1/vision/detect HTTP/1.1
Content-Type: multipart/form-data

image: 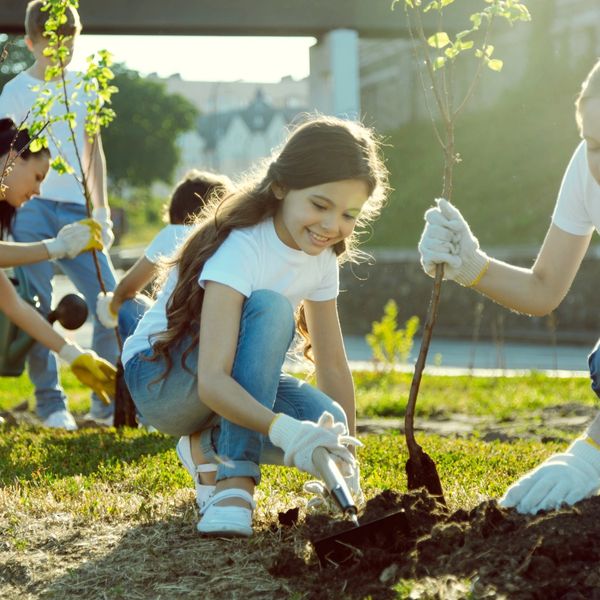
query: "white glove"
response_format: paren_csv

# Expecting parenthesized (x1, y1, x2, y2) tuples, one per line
(96, 291, 118, 328)
(418, 198, 489, 287)
(305, 462, 366, 512)
(43, 219, 103, 259)
(92, 207, 115, 250)
(268, 412, 361, 478)
(499, 437, 600, 514)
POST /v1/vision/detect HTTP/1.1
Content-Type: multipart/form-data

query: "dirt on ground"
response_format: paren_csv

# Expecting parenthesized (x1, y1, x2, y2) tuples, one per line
(270, 489, 600, 599)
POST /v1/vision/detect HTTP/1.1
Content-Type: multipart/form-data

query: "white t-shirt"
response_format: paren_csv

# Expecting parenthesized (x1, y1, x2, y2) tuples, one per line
(0, 70, 97, 205)
(552, 141, 600, 235)
(144, 224, 193, 264)
(121, 218, 339, 365)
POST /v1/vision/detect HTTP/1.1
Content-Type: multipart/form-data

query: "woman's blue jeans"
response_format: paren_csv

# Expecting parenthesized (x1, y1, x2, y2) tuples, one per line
(124, 290, 347, 484)
(12, 198, 118, 420)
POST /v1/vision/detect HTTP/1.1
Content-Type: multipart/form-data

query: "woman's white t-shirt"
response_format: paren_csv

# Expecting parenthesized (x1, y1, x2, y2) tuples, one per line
(552, 141, 600, 235)
(121, 218, 339, 365)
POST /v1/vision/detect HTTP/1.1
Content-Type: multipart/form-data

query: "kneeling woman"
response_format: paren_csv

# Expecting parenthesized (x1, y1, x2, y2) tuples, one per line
(0, 118, 115, 416)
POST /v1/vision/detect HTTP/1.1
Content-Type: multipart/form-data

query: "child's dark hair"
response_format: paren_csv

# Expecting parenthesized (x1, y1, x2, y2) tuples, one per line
(167, 170, 232, 225)
(0, 118, 50, 238)
(149, 115, 389, 377)
(25, 0, 82, 42)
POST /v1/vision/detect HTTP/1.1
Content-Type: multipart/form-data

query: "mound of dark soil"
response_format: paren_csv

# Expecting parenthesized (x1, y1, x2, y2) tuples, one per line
(269, 489, 600, 599)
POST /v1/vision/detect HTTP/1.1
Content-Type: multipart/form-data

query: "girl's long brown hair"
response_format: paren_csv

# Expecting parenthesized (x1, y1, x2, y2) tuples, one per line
(149, 114, 390, 377)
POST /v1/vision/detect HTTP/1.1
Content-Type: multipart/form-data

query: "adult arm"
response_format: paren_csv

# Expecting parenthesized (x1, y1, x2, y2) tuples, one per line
(0, 220, 102, 267)
(84, 133, 109, 211)
(473, 224, 591, 315)
(84, 133, 114, 249)
(0, 270, 66, 352)
(419, 199, 591, 316)
(304, 298, 356, 436)
(0, 240, 52, 267)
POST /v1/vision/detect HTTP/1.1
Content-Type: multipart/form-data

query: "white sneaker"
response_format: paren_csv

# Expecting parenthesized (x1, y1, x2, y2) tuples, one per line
(197, 488, 255, 537)
(83, 412, 113, 427)
(43, 410, 78, 431)
(176, 435, 217, 514)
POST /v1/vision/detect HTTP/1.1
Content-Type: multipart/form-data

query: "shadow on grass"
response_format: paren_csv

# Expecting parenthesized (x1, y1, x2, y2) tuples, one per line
(0, 426, 176, 483)
(37, 513, 292, 600)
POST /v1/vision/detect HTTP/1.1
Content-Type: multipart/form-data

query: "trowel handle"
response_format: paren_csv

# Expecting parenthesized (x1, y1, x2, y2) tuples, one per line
(312, 447, 357, 517)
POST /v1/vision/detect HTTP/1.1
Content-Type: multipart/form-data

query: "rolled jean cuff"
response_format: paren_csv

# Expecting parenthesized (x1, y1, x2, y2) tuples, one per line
(216, 459, 261, 485)
(199, 426, 219, 461)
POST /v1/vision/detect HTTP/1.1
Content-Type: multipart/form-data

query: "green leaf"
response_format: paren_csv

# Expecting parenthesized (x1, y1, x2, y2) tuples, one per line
(487, 58, 503, 71)
(427, 32, 450, 48)
(432, 56, 447, 71)
(29, 138, 44, 152)
(51, 156, 74, 175)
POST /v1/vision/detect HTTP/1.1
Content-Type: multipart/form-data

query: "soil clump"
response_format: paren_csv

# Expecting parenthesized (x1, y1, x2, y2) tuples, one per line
(269, 489, 600, 599)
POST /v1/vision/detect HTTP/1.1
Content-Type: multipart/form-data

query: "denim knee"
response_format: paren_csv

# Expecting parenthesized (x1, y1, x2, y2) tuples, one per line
(589, 342, 600, 400)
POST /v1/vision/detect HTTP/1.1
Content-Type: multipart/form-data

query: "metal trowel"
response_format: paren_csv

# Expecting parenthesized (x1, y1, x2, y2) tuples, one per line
(311, 447, 411, 566)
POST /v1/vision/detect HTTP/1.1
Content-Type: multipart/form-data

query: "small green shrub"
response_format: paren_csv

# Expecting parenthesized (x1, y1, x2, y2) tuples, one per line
(365, 299, 420, 370)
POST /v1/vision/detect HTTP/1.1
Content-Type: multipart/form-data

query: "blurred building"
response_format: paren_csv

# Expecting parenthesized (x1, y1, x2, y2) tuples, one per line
(358, 0, 600, 131)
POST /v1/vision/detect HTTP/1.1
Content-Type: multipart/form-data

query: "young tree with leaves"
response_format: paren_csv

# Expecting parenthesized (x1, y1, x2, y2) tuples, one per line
(395, 0, 530, 499)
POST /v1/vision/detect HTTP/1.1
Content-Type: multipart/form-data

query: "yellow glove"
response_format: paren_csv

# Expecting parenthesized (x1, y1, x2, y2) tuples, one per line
(58, 343, 117, 405)
(78, 218, 104, 253)
(43, 219, 104, 259)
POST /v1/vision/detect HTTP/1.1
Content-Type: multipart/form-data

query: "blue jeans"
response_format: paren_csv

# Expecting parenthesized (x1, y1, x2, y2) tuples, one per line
(589, 339, 600, 399)
(12, 198, 118, 420)
(118, 296, 153, 341)
(124, 290, 347, 484)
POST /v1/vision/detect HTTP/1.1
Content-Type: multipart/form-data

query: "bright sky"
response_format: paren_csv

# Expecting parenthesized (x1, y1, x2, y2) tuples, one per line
(70, 35, 315, 83)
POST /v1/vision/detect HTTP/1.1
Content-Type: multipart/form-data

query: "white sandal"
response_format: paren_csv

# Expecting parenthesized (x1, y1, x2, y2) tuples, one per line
(176, 436, 217, 514)
(197, 488, 255, 537)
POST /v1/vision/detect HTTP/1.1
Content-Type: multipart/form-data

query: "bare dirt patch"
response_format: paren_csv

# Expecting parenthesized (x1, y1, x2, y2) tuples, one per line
(271, 489, 600, 599)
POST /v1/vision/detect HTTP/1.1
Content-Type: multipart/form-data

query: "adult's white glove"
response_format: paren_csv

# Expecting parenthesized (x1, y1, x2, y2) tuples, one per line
(418, 198, 489, 287)
(269, 412, 361, 478)
(43, 219, 103, 259)
(92, 207, 115, 250)
(499, 437, 600, 514)
(305, 462, 366, 512)
(96, 291, 118, 328)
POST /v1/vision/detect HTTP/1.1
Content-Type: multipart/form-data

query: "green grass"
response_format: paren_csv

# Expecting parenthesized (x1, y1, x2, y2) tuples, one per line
(2, 368, 593, 422)
(353, 370, 595, 420)
(0, 368, 587, 519)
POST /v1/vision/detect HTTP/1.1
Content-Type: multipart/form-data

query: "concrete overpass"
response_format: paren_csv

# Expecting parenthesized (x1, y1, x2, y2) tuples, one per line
(1, 0, 476, 37)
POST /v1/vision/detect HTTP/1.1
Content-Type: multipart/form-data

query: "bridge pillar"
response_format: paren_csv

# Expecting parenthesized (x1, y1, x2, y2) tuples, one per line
(309, 29, 360, 119)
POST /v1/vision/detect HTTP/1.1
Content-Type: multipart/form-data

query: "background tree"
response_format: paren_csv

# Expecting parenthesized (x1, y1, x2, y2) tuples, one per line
(0, 35, 33, 89)
(102, 64, 198, 191)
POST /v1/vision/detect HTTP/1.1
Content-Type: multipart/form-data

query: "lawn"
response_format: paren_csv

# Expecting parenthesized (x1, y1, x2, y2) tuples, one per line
(0, 369, 595, 598)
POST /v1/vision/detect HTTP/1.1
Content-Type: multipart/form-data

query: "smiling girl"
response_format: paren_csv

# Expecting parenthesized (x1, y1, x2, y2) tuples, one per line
(121, 115, 389, 536)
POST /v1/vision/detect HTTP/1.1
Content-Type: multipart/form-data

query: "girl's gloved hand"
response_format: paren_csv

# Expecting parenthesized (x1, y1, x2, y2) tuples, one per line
(304, 463, 366, 512)
(418, 198, 489, 286)
(499, 437, 600, 514)
(43, 219, 103, 259)
(58, 342, 117, 405)
(268, 412, 361, 478)
(92, 207, 115, 250)
(96, 291, 118, 328)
